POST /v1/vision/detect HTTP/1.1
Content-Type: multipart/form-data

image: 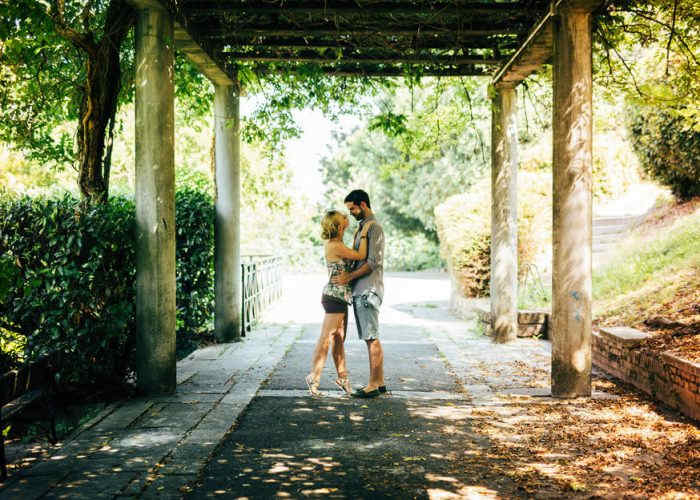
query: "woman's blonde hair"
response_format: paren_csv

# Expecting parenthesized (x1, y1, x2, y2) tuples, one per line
(321, 210, 346, 240)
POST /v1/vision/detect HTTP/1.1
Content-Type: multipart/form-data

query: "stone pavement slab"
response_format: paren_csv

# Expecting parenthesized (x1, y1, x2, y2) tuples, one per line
(185, 396, 519, 499)
(2, 272, 618, 499)
(184, 273, 581, 498)
(265, 337, 460, 393)
(0, 319, 303, 500)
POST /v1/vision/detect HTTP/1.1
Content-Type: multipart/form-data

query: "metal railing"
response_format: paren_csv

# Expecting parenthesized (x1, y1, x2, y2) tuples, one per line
(241, 255, 284, 336)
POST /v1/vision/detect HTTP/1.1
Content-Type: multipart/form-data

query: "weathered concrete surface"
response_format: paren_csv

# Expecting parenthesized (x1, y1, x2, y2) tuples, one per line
(4, 273, 637, 499)
(214, 83, 242, 343)
(490, 84, 519, 344)
(0, 320, 301, 499)
(184, 274, 594, 499)
(551, 6, 594, 398)
(134, 5, 176, 395)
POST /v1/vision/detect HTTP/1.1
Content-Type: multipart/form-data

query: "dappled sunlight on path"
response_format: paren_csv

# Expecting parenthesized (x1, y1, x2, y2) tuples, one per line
(187, 272, 698, 499)
(3, 272, 695, 498)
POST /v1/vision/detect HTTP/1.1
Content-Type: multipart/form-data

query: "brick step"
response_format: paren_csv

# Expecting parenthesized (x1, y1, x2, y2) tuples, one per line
(473, 306, 550, 339)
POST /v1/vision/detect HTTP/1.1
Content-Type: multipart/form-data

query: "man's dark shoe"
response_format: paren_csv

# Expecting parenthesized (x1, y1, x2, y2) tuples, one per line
(352, 388, 380, 398)
(355, 385, 388, 393)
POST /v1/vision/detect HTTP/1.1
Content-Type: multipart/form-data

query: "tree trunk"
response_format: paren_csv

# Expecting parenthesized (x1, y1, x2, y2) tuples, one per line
(74, 0, 135, 204)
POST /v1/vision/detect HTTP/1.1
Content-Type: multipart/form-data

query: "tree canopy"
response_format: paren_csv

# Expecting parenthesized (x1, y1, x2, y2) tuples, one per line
(0, 0, 696, 205)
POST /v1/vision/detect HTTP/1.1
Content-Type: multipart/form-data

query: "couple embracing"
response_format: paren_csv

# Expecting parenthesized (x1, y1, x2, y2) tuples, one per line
(305, 189, 387, 399)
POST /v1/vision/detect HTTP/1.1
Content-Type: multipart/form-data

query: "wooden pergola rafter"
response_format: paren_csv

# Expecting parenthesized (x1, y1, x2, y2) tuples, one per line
(157, 0, 552, 78)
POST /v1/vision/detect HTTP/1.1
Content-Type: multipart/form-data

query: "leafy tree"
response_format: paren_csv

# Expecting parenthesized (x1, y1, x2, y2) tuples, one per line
(322, 77, 493, 240)
(595, 0, 699, 128)
(0, 0, 136, 204)
(0, 2, 389, 204)
(593, 0, 699, 199)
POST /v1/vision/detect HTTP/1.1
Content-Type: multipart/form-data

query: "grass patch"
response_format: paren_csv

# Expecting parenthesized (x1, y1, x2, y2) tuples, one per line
(516, 200, 699, 313)
(594, 265, 699, 325)
(518, 269, 551, 310)
(593, 208, 700, 301)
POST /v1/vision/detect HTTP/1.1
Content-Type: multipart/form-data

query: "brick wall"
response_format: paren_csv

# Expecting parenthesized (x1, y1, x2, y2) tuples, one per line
(593, 326, 700, 422)
(450, 291, 549, 339)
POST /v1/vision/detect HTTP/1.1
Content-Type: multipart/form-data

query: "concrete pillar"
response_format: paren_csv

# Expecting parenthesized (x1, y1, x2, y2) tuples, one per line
(214, 83, 242, 342)
(134, 6, 176, 395)
(490, 84, 519, 343)
(551, 6, 593, 397)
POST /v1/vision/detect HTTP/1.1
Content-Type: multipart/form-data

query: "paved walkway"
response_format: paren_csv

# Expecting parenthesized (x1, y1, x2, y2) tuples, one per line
(0, 272, 615, 499)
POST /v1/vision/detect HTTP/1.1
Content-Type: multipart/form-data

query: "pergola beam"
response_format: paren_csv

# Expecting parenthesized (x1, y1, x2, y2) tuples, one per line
(214, 35, 520, 51)
(492, 0, 605, 86)
(491, 5, 554, 86)
(325, 66, 487, 76)
(182, 2, 533, 17)
(129, 0, 235, 85)
(220, 50, 503, 66)
(199, 26, 525, 39)
(246, 63, 489, 77)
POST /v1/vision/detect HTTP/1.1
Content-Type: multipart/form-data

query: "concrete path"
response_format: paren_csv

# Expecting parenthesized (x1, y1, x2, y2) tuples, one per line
(0, 322, 301, 499)
(0, 272, 608, 499)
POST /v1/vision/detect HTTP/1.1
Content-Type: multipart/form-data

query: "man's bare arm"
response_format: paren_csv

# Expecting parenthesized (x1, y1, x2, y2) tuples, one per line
(331, 262, 372, 285)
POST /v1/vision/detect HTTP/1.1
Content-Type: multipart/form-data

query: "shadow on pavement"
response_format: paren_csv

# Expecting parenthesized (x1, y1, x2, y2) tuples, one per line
(186, 395, 520, 499)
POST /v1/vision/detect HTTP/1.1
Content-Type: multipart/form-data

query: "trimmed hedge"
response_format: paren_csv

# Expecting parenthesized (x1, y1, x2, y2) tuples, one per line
(629, 107, 700, 200)
(435, 172, 550, 298)
(175, 188, 215, 337)
(0, 189, 215, 388)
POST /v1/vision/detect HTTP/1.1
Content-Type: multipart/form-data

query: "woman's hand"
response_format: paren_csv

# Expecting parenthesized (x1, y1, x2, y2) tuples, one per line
(331, 271, 351, 285)
(360, 220, 375, 238)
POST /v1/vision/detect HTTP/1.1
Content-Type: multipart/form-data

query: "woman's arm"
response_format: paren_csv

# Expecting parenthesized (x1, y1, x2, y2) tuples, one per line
(330, 222, 374, 261)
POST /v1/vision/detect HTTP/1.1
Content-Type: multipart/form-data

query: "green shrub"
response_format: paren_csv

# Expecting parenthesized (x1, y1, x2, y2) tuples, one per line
(629, 107, 700, 200)
(435, 172, 550, 298)
(0, 195, 136, 386)
(0, 190, 215, 387)
(175, 188, 215, 345)
(384, 229, 443, 272)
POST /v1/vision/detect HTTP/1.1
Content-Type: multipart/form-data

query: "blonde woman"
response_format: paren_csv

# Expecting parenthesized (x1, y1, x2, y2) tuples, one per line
(305, 210, 374, 396)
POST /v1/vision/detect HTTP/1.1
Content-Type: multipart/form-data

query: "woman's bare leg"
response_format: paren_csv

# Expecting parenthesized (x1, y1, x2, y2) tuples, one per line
(309, 313, 343, 383)
(331, 315, 347, 379)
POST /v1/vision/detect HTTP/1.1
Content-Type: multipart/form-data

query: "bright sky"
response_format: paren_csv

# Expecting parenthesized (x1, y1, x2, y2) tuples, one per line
(285, 109, 362, 203)
(240, 98, 363, 205)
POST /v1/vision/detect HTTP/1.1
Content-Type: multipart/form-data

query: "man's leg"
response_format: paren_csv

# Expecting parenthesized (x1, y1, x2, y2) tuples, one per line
(365, 339, 384, 390)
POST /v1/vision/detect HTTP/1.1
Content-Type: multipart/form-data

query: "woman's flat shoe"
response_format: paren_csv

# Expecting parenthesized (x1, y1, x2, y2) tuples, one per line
(351, 388, 380, 399)
(305, 374, 322, 397)
(335, 377, 351, 395)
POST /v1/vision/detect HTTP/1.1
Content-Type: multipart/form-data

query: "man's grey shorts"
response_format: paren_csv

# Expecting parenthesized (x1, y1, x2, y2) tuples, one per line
(353, 295, 380, 340)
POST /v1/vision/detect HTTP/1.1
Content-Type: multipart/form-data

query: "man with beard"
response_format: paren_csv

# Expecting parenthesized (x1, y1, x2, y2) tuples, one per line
(333, 189, 387, 398)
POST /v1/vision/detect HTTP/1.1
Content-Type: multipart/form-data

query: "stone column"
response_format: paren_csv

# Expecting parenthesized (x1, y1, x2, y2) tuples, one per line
(551, 6, 593, 397)
(214, 83, 241, 342)
(134, 5, 176, 395)
(490, 84, 519, 343)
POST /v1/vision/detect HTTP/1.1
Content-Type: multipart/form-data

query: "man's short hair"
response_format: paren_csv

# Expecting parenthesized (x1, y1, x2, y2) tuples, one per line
(344, 189, 371, 209)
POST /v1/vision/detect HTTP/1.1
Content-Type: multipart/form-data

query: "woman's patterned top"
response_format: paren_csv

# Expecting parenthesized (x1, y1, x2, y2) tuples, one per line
(322, 260, 352, 304)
